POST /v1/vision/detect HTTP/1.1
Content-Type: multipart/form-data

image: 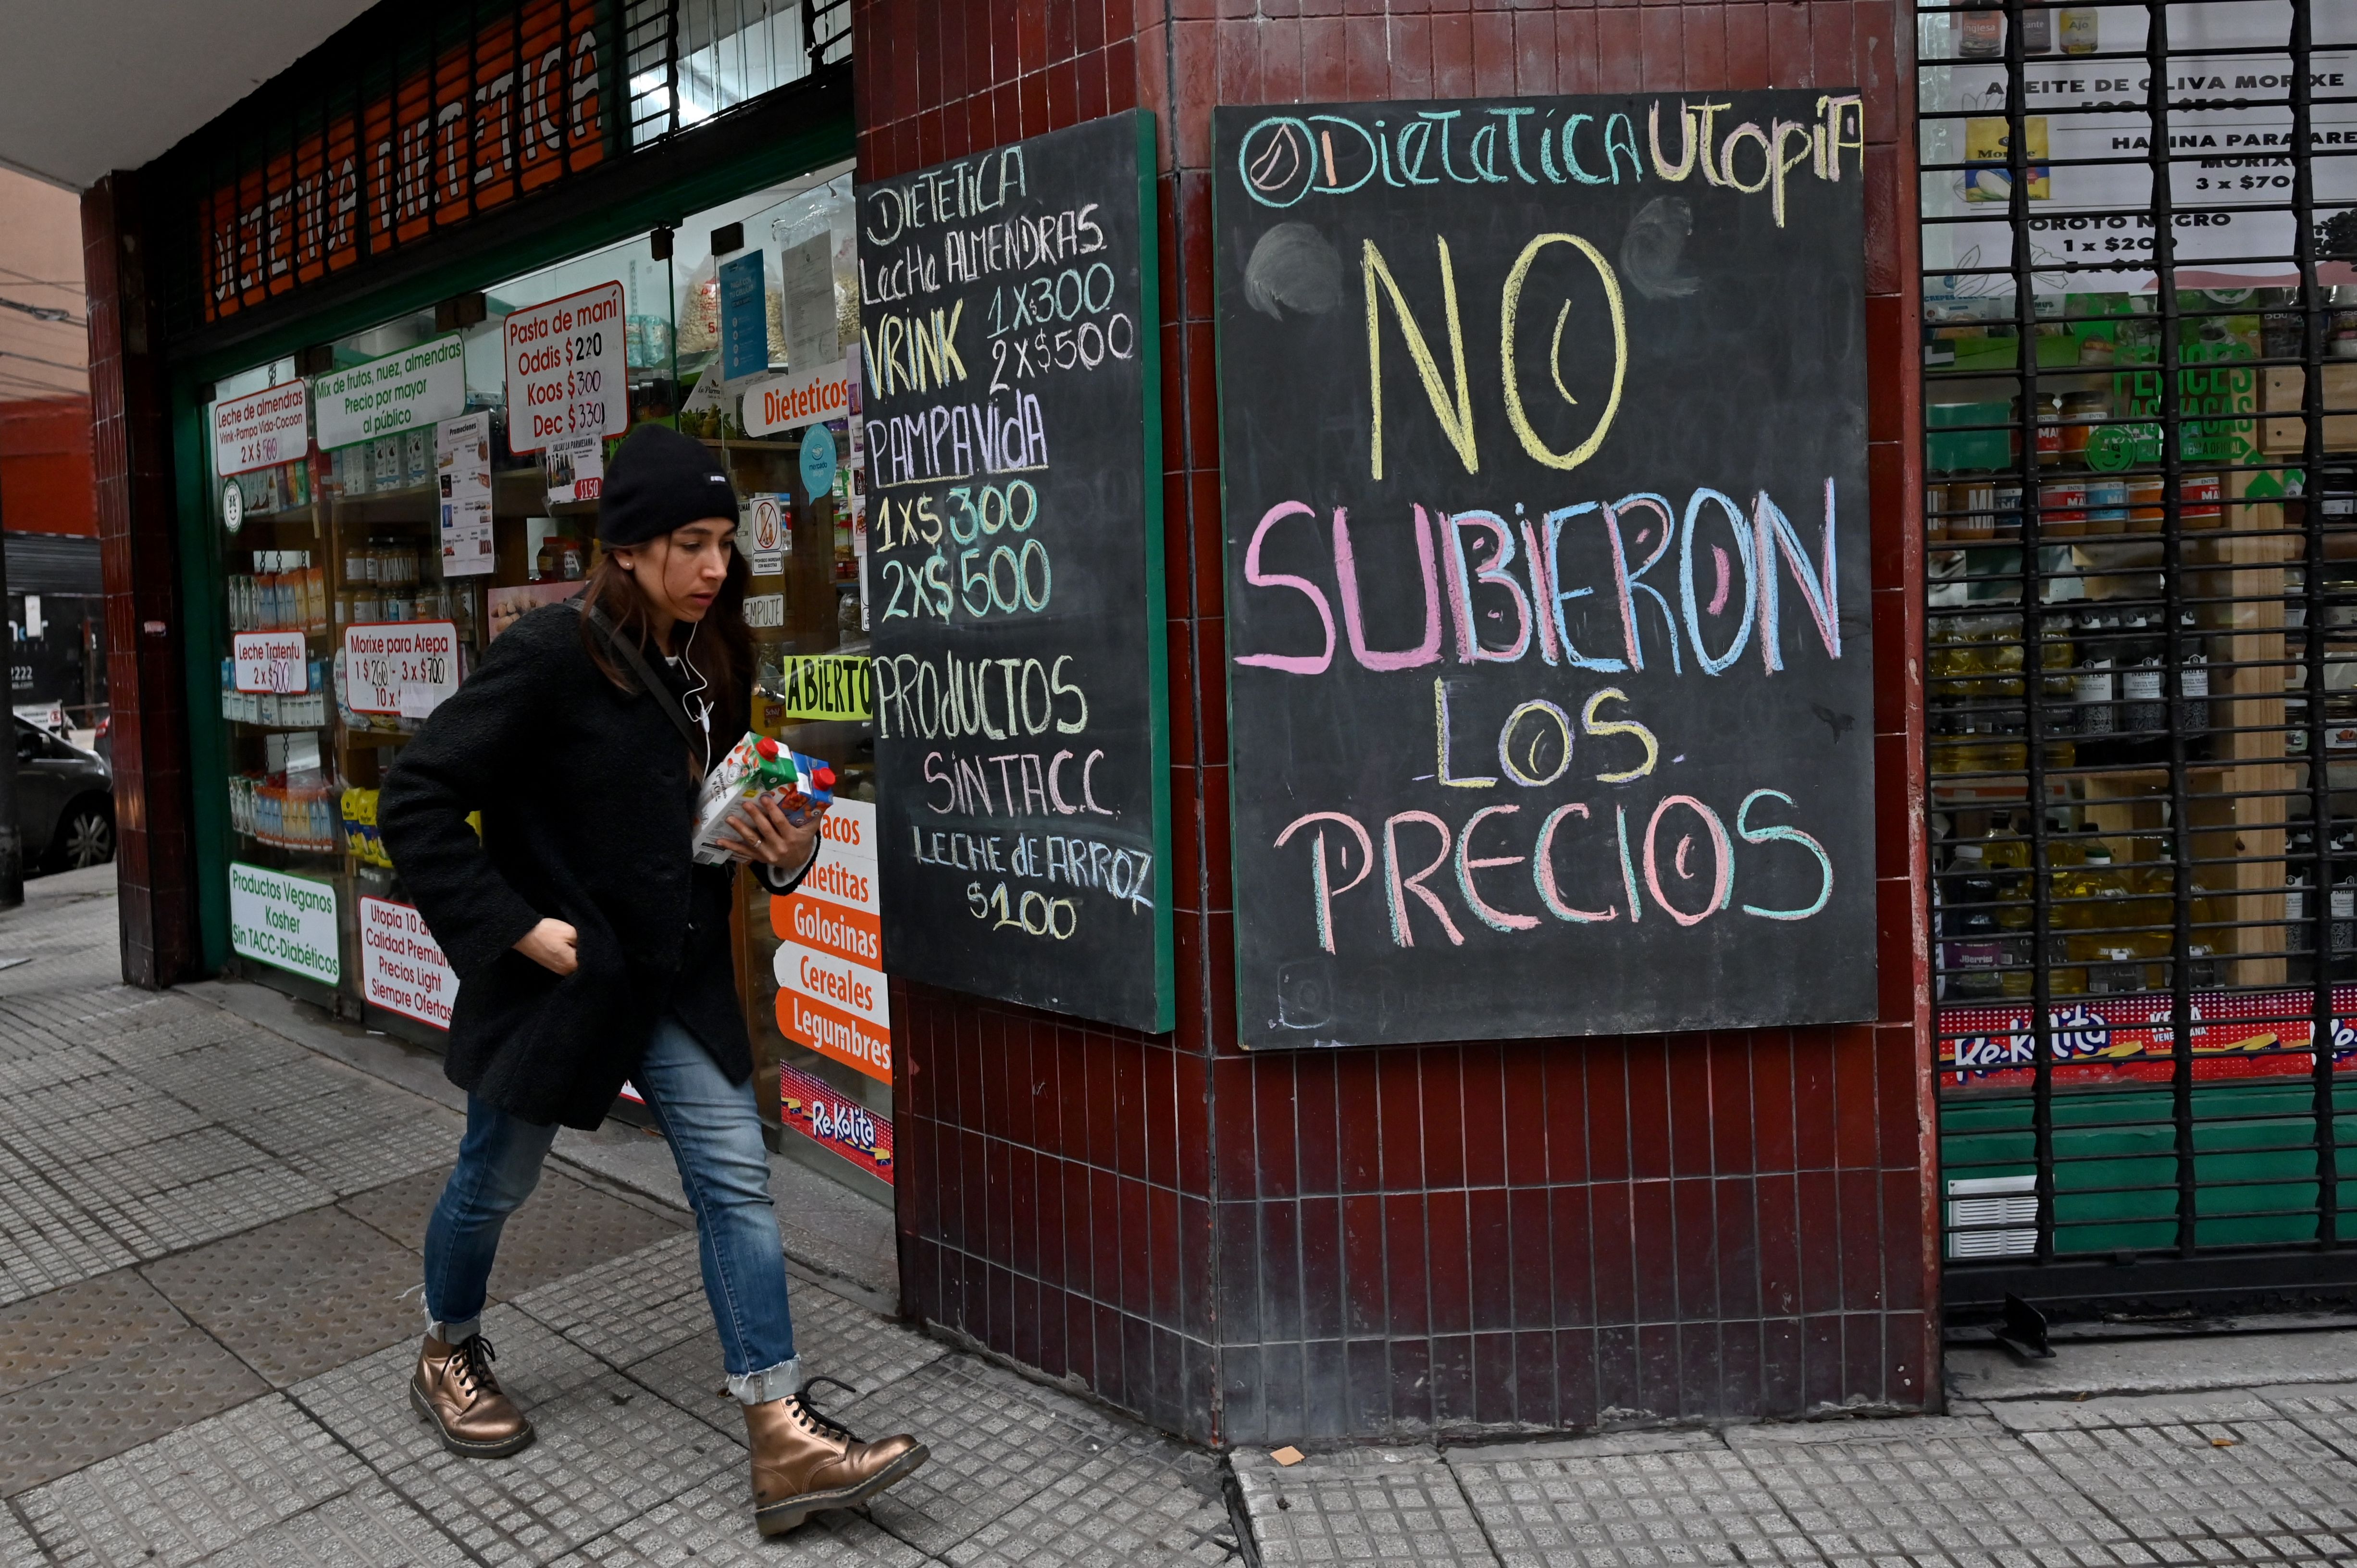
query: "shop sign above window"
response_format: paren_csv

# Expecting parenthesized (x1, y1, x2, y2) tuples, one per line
(197, 0, 608, 324)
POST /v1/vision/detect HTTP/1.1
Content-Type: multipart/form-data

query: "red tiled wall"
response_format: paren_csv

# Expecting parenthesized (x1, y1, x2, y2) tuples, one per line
(83, 173, 200, 988)
(859, 0, 1932, 1445)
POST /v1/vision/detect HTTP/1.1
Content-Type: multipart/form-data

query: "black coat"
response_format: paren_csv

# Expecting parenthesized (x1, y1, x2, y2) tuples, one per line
(380, 602, 807, 1128)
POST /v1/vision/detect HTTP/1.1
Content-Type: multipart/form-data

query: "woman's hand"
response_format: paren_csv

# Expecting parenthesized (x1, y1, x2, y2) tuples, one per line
(514, 918, 580, 975)
(715, 794, 826, 871)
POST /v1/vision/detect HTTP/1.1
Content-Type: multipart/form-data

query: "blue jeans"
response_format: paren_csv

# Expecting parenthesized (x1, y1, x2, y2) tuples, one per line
(422, 1015, 800, 1404)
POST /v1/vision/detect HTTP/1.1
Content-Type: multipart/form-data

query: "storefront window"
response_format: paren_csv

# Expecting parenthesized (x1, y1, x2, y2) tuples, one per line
(1917, 3, 2357, 1276)
(204, 162, 882, 1173)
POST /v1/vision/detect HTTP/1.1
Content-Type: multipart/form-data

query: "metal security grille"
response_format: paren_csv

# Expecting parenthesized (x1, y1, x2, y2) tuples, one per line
(1918, 0, 2357, 1318)
(158, 0, 851, 344)
(625, 0, 849, 147)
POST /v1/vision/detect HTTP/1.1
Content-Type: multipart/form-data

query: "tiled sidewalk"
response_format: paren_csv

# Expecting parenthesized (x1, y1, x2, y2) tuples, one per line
(0, 870, 1239, 1566)
(1237, 1392, 2357, 1567)
(8, 867, 2357, 1566)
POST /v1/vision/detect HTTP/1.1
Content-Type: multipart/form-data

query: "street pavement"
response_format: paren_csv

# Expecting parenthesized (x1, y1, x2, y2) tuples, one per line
(2, 866, 2356, 1565)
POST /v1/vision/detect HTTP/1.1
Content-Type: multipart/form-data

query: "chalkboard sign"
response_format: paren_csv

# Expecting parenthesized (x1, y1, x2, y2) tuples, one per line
(862, 110, 1174, 1033)
(1215, 91, 1876, 1048)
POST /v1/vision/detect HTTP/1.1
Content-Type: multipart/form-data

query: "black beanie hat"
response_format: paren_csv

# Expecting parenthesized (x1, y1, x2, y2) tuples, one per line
(595, 422, 739, 546)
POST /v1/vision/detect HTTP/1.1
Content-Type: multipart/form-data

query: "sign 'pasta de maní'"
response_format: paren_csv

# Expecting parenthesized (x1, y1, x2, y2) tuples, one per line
(1215, 91, 1876, 1048)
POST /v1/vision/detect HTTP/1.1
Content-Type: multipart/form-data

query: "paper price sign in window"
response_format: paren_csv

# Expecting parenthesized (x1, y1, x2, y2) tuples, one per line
(359, 897, 459, 1030)
(503, 281, 627, 454)
(213, 381, 310, 476)
(232, 630, 310, 694)
(344, 621, 461, 716)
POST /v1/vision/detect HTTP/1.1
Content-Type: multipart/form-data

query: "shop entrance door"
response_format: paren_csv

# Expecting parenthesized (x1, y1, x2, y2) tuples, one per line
(1919, 0, 2357, 1321)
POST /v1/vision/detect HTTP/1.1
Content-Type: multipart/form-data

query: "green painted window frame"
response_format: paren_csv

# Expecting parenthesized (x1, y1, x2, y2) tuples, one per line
(169, 108, 853, 974)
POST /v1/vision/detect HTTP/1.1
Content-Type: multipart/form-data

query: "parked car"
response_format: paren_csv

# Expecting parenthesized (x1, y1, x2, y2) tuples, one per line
(14, 718, 114, 871)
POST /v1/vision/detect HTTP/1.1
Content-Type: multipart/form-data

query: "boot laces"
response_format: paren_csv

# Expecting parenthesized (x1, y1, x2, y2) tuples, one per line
(450, 1335, 502, 1398)
(792, 1375, 862, 1443)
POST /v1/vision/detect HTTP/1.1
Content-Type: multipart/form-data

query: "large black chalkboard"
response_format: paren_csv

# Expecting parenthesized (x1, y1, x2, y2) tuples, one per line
(1216, 92, 1876, 1048)
(862, 110, 1174, 1033)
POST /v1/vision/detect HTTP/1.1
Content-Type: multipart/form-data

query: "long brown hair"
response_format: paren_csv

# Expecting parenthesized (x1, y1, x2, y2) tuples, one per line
(576, 537, 755, 744)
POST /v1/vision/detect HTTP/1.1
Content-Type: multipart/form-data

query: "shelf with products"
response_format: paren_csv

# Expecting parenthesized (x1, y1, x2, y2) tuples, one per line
(1927, 463, 2335, 988)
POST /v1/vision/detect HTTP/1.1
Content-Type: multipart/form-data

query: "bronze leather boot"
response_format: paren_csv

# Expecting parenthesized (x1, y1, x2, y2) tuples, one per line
(410, 1334, 535, 1458)
(744, 1380, 927, 1534)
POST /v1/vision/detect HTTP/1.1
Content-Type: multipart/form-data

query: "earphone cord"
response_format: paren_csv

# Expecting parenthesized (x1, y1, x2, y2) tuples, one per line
(677, 619, 713, 772)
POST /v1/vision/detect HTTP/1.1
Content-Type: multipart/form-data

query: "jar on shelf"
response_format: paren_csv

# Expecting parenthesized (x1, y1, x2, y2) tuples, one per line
(2037, 480, 2086, 538)
(2059, 391, 2108, 466)
(2085, 477, 2130, 536)
(2025, 393, 2065, 466)
(2182, 473, 2224, 529)
(1948, 482, 1996, 543)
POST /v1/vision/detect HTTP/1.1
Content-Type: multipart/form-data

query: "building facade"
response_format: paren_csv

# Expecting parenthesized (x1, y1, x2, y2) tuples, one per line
(72, 0, 2357, 1451)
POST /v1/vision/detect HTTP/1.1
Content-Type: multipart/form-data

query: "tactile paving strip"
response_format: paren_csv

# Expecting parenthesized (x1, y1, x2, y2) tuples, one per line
(85, 1009, 250, 1069)
(0, 1044, 119, 1098)
(290, 1304, 610, 1473)
(16, 1394, 363, 1567)
(45, 1126, 277, 1207)
(555, 1472, 936, 1567)
(837, 1356, 1141, 1559)
(0, 987, 165, 1051)
(2017, 1417, 2357, 1561)
(92, 1161, 334, 1260)
(1986, 1389, 2286, 1433)
(6, 1093, 211, 1165)
(792, 1281, 951, 1400)
(619, 1333, 739, 1443)
(343, 1167, 689, 1298)
(1443, 1432, 1775, 1568)
(136, 1038, 326, 1111)
(512, 1232, 707, 1366)
(1725, 1419, 2137, 1566)
(0, 1501, 45, 1568)
(0, 1171, 135, 1308)
(1237, 1445, 1500, 1568)
(945, 1428, 1238, 1568)
(163, 1056, 350, 1123)
(141, 1204, 425, 1388)
(0, 1071, 145, 1132)
(201, 1479, 472, 1568)
(2259, 1383, 2357, 1465)
(225, 1081, 435, 1158)
(0, 1267, 188, 1396)
(618, 1288, 953, 1448)
(0, 1326, 269, 1498)
(383, 1372, 736, 1566)
(285, 1114, 463, 1198)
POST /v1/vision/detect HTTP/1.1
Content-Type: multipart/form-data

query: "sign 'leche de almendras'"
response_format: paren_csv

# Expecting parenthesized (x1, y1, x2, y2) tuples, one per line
(859, 111, 1174, 1033)
(1215, 91, 1876, 1047)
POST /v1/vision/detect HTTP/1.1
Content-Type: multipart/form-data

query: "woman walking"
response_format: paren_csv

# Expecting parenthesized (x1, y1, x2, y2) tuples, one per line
(381, 422, 925, 1535)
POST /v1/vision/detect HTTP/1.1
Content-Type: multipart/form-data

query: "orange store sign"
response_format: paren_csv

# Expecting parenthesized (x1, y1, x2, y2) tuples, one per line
(200, 0, 608, 322)
(771, 800, 892, 1083)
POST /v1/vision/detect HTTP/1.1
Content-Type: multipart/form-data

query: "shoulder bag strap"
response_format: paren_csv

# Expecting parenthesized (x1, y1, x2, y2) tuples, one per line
(578, 602, 709, 760)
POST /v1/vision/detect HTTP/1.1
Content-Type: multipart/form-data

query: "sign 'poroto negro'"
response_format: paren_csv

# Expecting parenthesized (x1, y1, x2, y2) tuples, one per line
(1216, 91, 1876, 1048)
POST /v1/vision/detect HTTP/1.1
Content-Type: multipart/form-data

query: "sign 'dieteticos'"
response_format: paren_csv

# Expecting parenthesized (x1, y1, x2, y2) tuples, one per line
(1216, 91, 1876, 1048)
(860, 109, 1174, 1033)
